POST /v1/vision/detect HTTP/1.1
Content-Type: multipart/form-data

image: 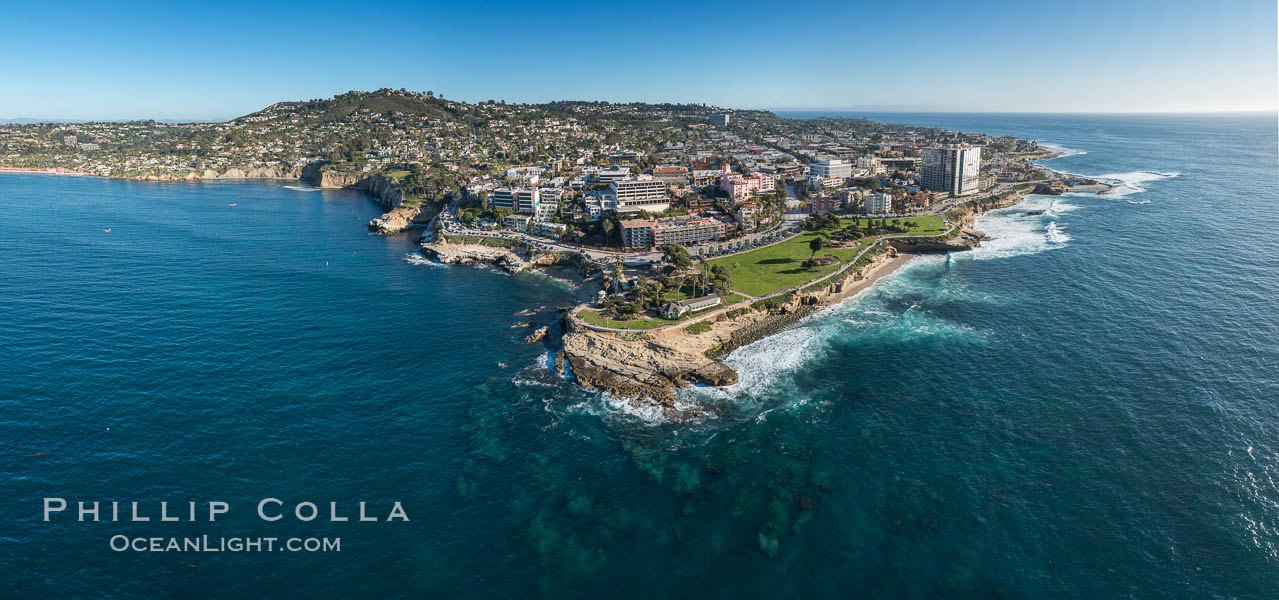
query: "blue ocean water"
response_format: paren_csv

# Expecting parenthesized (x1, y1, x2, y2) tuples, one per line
(2, 113, 1278, 598)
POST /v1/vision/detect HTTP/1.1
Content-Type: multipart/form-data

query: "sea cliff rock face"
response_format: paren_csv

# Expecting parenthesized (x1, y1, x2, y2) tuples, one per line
(367, 204, 438, 235)
(301, 164, 404, 210)
(1033, 181, 1067, 195)
(560, 327, 738, 419)
(143, 165, 300, 181)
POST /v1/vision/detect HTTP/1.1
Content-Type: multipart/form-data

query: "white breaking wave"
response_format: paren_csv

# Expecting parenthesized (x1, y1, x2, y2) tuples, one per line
(965, 195, 1072, 260)
(675, 257, 988, 410)
(403, 253, 438, 266)
(1045, 221, 1070, 245)
(1045, 197, 1081, 216)
(1094, 170, 1180, 197)
(710, 325, 826, 399)
(282, 185, 320, 192)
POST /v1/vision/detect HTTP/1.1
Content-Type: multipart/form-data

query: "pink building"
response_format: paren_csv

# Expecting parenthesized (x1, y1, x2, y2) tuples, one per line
(719, 170, 775, 200)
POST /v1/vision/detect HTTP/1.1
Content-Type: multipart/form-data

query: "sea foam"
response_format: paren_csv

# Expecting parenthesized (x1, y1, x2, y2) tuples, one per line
(1094, 170, 1180, 198)
(966, 195, 1072, 260)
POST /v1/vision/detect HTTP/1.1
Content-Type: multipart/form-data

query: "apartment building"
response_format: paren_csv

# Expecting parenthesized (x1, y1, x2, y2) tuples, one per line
(610, 176, 670, 214)
(620, 215, 725, 248)
(921, 145, 981, 196)
(488, 187, 540, 214)
(865, 191, 893, 214)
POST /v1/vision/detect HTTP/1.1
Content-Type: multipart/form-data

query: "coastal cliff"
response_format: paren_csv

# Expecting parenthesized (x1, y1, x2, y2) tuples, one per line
(132, 165, 301, 181)
(559, 313, 748, 420)
(368, 204, 438, 235)
(420, 239, 568, 274)
(301, 163, 404, 211)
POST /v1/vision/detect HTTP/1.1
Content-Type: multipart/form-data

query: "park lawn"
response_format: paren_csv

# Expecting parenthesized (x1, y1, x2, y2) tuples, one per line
(384, 169, 412, 181)
(660, 285, 743, 305)
(579, 294, 745, 329)
(840, 215, 947, 236)
(710, 231, 871, 297)
(578, 310, 671, 330)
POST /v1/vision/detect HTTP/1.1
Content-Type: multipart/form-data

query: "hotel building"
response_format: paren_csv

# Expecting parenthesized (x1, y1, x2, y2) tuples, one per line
(620, 215, 726, 249)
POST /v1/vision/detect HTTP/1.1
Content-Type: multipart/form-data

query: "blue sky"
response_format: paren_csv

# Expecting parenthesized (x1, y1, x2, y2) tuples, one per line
(3, 0, 1275, 120)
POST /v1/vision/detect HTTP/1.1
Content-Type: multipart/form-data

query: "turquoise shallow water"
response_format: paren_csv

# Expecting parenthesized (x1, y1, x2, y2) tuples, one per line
(2, 113, 1278, 598)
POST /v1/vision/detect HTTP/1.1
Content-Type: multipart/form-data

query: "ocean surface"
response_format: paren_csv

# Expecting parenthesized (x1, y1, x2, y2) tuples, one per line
(2, 113, 1278, 598)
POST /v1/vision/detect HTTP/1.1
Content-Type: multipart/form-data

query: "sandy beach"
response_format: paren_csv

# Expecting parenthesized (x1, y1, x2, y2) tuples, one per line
(823, 252, 915, 304)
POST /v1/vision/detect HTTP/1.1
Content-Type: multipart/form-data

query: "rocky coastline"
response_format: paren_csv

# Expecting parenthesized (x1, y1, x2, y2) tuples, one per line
(419, 238, 574, 275)
(555, 239, 953, 421)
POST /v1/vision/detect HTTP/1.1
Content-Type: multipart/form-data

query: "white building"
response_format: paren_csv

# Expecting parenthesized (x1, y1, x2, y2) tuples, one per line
(660, 294, 722, 319)
(865, 192, 893, 214)
(610, 176, 669, 214)
(808, 159, 852, 180)
(921, 145, 982, 196)
(806, 174, 844, 190)
(505, 166, 546, 182)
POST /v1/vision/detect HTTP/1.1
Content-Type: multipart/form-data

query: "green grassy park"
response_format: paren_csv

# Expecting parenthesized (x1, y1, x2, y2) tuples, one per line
(709, 216, 947, 297)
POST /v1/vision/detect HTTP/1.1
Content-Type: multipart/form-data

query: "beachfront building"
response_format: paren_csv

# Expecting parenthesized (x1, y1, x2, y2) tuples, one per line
(620, 218, 655, 248)
(504, 214, 531, 230)
(488, 187, 541, 214)
(536, 188, 562, 218)
(529, 221, 566, 237)
(620, 215, 725, 249)
(660, 294, 722, 319)
(610, 176, 670, 214)
(921, 144, 982, 196)
(865, 191, 893, 214)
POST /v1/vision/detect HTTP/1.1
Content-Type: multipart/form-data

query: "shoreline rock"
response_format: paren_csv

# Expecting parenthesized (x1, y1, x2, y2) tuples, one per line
(419, 239, 567, 274)
(367, 204, 438, 235)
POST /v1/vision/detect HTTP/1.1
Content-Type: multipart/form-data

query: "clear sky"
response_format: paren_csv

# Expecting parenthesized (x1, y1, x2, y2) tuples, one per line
(3, 0, 1276, 120)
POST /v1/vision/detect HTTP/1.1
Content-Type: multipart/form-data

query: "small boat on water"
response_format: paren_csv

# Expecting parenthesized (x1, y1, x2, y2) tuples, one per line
(227, 203, 238, 207)
(102, 228, 112, 233)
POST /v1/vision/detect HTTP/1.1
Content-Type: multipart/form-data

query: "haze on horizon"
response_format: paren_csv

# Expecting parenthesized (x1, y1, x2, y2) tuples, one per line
(3, 0, 1276, 121)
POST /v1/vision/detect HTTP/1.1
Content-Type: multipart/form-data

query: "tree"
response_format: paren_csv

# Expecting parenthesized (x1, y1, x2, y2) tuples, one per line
(809, 236, 824, 258)
(661, 243, 692, 269)
(602, 218, 616, 244)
